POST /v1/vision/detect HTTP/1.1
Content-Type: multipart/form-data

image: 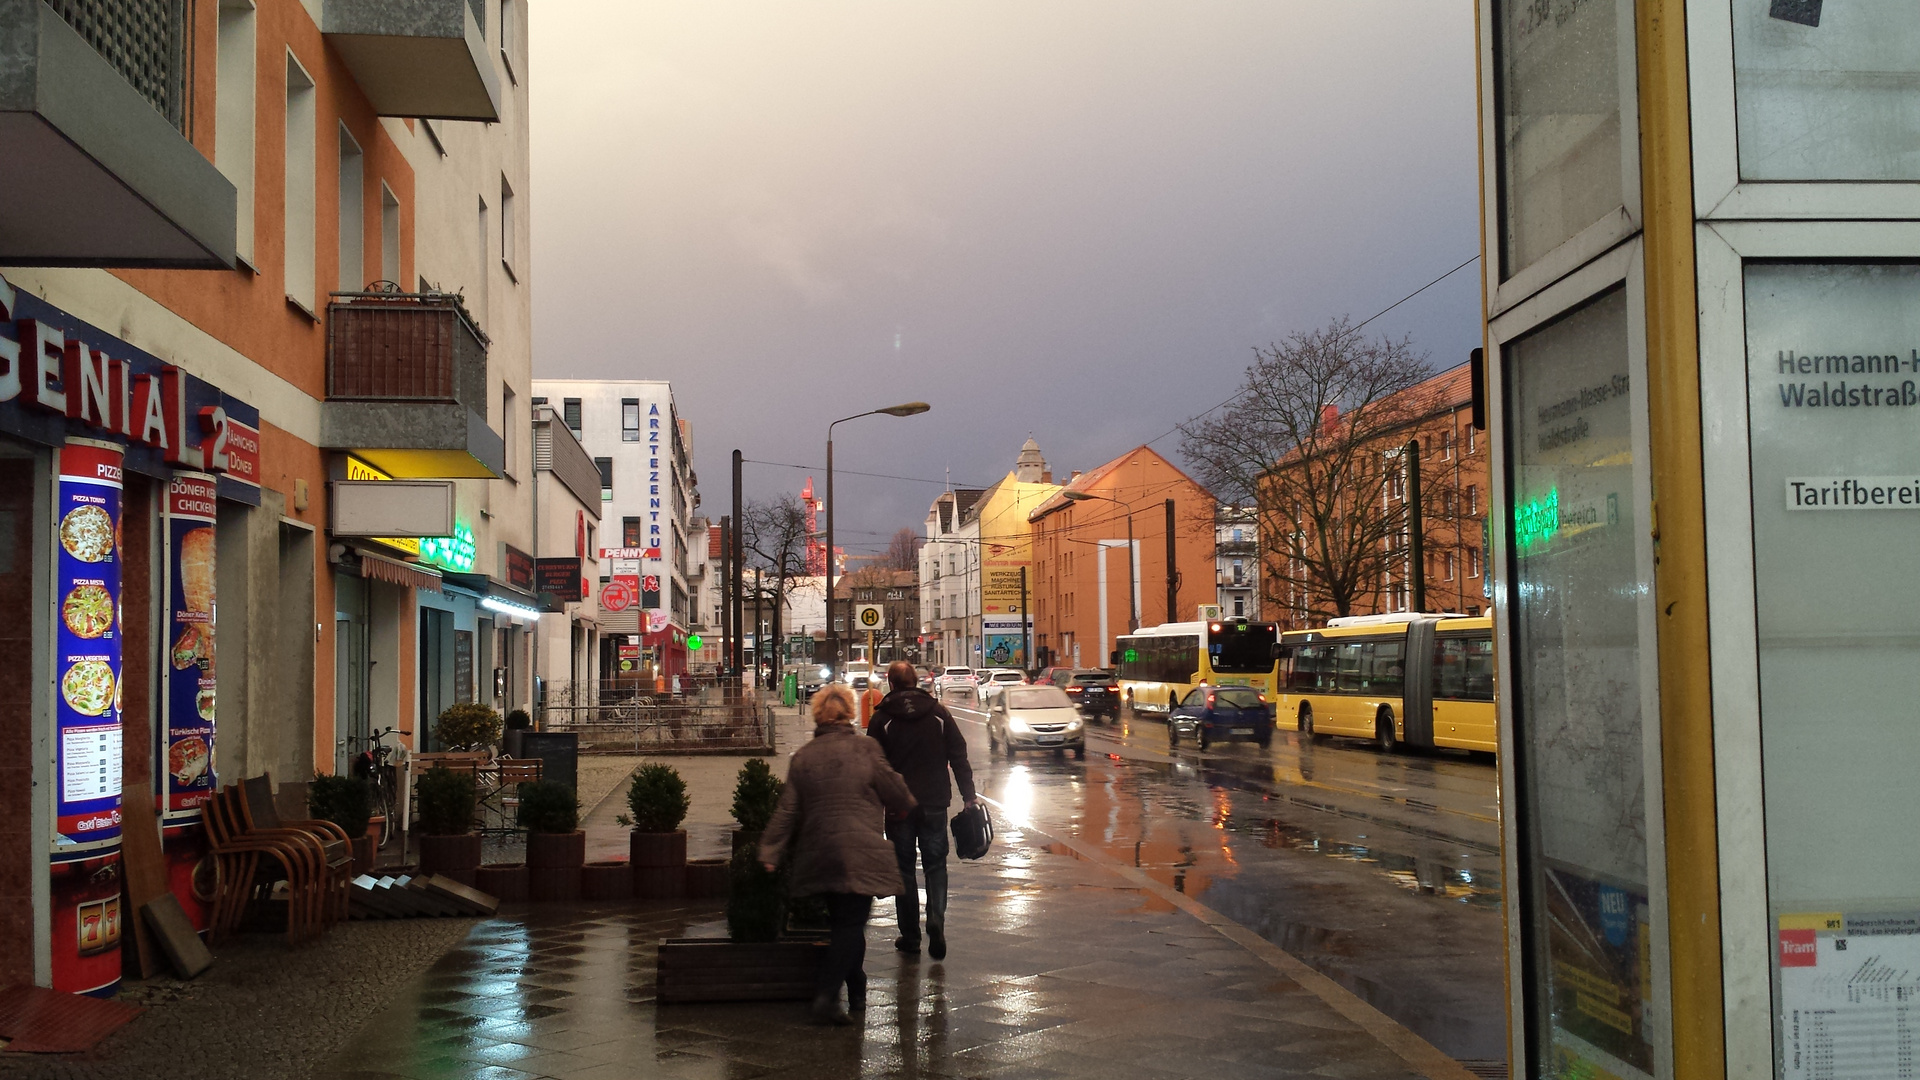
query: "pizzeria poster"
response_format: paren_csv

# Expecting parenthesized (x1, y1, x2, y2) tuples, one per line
(54, 441, 123, 844)
(164, 473, 217, 816)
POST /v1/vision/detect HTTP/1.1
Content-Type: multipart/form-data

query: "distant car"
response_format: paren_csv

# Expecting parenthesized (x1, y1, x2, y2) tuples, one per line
(932, 666, 978, 698)
(1033, 666, 1074, 688)
(986, 685, 1085, 759)
(838, 661, 872, 686)
(1057, 669, 1120, 722)
(802, 665, 832, 698)
(1168, 686, 1271, 750)
(975, 669, 1027, 704)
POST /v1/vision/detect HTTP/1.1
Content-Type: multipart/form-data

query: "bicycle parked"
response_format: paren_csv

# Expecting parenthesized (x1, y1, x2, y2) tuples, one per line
(349, 727, 410, 850)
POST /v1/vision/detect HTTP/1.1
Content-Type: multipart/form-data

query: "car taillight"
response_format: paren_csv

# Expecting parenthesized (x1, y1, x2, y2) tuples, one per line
(1206, 693, 1217, 707)
(1066, 686, 1083, 693)
(1257, 693, 1267, 704)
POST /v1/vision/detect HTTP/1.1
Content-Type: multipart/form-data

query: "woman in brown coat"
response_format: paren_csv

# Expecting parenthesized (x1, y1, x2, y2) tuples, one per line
(759, 684, 916, 1024)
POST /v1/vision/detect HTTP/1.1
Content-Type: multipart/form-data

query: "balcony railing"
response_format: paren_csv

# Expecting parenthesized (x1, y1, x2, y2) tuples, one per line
(46, 0, 182, 128)
(327, 291, 488, 403)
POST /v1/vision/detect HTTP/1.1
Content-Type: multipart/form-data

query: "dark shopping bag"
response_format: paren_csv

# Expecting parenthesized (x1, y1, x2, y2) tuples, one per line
(950, 802, 993, 861)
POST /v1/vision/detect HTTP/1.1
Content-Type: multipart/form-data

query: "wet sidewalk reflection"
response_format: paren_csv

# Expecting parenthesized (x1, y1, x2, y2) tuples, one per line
(314, 828, 1435, 1080)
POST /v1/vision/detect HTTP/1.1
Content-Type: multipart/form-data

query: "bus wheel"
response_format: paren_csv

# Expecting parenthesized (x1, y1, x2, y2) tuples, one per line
(1298, 705, 1316, 742)
(1376, 709, 1398, 754)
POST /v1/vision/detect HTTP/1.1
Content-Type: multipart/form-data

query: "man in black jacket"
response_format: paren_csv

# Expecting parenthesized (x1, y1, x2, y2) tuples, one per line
(870, 660, 977, 960)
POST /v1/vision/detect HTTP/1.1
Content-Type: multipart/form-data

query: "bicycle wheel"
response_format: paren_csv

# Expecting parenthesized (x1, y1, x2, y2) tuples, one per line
(374, 769, 397, 850)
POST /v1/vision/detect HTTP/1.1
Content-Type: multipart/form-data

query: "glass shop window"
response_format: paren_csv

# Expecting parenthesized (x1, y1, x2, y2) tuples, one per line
(1506, 286, 1664, 1078)
(1734, 1, 1920, 180)
(1746, 263, 1920, 1068)
(1495, 0, 1625, 275)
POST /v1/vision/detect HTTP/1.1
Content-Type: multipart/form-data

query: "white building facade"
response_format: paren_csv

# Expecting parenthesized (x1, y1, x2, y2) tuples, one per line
(1214, 506, 1259, 620)
(919, 488, 984, 669)
(529, 380, 700, 681)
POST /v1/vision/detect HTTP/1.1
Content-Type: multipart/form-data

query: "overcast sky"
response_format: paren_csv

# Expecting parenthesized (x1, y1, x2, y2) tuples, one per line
(528, 3, 1480, 556)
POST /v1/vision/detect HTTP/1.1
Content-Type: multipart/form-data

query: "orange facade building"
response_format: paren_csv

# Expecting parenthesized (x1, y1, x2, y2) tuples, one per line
(0, 1, 527, 993)
(1028, 446, 1217, 670)
(1261, 364, 1490, 629)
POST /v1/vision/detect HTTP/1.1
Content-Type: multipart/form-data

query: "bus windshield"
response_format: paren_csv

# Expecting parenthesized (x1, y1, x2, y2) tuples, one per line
(1207, 623, 1278, 673)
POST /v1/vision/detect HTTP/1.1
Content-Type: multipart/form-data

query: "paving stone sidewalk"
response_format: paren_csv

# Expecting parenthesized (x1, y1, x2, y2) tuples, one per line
(310, 817, 1440, 1080)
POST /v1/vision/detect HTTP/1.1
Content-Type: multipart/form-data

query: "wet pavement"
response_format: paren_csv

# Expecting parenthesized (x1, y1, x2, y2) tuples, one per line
(310, 819, 1469, 1080)
(942, 698, 1505, 1064)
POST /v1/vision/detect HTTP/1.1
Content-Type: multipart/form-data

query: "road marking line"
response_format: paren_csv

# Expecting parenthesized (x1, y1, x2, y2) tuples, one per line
(981, 796, 1485, 1080)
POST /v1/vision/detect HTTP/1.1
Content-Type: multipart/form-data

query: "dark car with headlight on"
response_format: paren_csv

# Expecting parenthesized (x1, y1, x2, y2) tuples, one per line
(1049, 668, 1120, 723)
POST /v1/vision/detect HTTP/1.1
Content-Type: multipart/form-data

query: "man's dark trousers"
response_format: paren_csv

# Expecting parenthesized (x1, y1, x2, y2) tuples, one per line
(890, 806, 948, 944)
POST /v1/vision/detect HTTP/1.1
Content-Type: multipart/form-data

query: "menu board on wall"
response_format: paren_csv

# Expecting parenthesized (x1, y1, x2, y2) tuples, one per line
(53, 442, 123, 845)
(163, 473, 217, 817)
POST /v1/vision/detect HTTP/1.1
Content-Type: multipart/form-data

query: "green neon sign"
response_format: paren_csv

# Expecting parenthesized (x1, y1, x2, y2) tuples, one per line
(419, 522, 477, 572)
(1514, 488, 1559, 551)
(1123, 648, 1139, 663)
(686, 633, 704, 651)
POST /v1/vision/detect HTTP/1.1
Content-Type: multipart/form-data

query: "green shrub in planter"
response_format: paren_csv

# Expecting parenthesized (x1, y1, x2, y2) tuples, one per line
(516, 779, 580, 834)
(620, 764, 690, 833)
(435, 702, 502, 751)
(307, 772, 372, 838)
(415, 765, 477, 836)
(730, 758, 782, 839)
(505, 708, 532, 731)
(727, 843, 785, 943)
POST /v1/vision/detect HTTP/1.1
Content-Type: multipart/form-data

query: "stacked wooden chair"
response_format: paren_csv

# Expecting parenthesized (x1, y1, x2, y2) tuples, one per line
(201, 774, 354, 943)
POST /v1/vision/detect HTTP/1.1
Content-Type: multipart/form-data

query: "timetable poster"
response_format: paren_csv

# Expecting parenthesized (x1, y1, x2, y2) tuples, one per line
(54, 442, 123, 845)
(1779, 910, 1920, 1080)
(164, 473, 217, 816)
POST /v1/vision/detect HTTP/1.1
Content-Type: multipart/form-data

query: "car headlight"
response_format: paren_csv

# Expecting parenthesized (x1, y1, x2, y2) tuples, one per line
(819, 667, 832, 680)
(1006, 716, 1029, 733)
(1066, 719, 1082, 731)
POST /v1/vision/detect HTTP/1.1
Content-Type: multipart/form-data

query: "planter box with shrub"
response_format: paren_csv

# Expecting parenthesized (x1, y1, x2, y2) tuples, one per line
(621, 764, 690, 899)
(476, 863, 529, 902)
(415, 765, 480, 886)
(519, 779, 583, 902)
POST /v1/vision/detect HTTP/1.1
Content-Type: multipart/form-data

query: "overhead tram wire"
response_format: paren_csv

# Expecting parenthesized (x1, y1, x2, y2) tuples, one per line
(742, 458, 989, 489)
(1140, 252, 1482, 451)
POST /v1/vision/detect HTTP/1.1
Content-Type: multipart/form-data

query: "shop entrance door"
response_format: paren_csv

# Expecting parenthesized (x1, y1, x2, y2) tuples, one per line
(420, 608, 454, 746)
(334, 615, 368, 774)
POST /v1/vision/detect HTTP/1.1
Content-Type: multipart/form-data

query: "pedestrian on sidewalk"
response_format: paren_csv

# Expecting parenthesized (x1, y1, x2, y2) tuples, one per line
(870, 660, 978, 961)
(759, 684, 916, 1026)
(857, 678, 886, 731)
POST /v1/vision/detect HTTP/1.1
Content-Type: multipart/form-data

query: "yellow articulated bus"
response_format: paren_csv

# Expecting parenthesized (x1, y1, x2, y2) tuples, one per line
(1114, 619, 1280, 716)
(1273, 613, 1495, 753)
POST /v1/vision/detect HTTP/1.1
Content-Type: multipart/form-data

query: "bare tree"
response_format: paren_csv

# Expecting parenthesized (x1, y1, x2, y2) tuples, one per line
(1179, 318, 1458, 621)
(883, 528, 921, 571)
(741, 495, 813, 671)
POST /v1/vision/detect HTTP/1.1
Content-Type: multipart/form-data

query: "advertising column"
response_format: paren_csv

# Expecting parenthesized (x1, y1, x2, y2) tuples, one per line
(50, 440, 125, 996)
(161, 472, 218, 933)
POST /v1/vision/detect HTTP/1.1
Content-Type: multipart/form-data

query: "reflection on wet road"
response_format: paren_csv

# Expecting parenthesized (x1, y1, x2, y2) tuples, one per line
(945, 697, 1506, 1062)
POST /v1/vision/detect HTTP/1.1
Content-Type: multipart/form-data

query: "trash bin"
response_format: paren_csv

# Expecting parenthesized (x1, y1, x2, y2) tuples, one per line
(783, 672, 798, 707)
(518, 732, 578, 793)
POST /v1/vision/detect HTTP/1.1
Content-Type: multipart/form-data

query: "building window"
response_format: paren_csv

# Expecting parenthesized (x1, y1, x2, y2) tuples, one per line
(623, 517, 640, 547)
(1443, 428, 1456, 460)
(622, 399, 640, 442)
(1466, 485, 1479, 516)
(499, 0, 517, 82)
(1468, 545, 1481, 579)
(215, 0, 256, 264)
(1444, 551, 1457, 581)
(283, 53, 316, 312)
(532, 396, 547, 407)
(500, 173, 516, 278)
(475, 195, 489, 327)
(595, 457, 613, 499)
(379, 183, 400, 285)
(338, 123, 364, 293)
(501, 383, 516, 478)
(563, 399, 582, 434)
(1232, 598, 1244, 616)
(1231, 560, 1244, 585)
(1467, 425, 1478, 454)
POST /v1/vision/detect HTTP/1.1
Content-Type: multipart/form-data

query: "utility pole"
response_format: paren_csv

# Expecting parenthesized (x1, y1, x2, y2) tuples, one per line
(731, 449, 744, 682)
(1164, 498, 1177, 624)
(719, 514, 732, 682)
(1406, 439, 1425, 613)
(1019, 565, 1032, 673)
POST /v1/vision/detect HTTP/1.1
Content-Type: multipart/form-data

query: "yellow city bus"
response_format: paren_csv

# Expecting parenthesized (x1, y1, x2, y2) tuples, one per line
(1114, 620, 1280, 716)
(1273, 613, 1495, 753)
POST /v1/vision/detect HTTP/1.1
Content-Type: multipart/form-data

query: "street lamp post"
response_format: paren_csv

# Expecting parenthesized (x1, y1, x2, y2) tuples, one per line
(825, 402, 930, 679)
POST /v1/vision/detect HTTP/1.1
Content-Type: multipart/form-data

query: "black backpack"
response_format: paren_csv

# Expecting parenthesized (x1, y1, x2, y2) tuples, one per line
(950, 802, 993, 861)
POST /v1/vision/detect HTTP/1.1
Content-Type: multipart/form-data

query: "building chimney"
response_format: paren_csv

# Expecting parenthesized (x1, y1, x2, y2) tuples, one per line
(1320, 403, 1341, 435)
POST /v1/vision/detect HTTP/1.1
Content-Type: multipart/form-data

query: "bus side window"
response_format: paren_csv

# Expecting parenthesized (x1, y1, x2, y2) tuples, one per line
(1334, 641, 1366, 692)
(1434, 638, 1464, 699)
(1464, 635, 1494, 701)
(1371, 641, 1406, 696)
(1274, 646, 1294, 688)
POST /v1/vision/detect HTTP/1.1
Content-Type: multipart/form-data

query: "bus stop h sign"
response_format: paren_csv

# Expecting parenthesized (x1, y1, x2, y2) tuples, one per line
(856, 604, 886, 631)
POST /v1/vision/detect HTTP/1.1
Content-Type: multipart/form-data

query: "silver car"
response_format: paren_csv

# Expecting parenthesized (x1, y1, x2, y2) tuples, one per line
(975, 668, 1027, 704)
(986, 685, 1085, 759)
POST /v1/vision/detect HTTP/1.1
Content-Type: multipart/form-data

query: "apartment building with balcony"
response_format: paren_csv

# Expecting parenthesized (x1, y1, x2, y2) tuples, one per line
(0, 0, 517, 994)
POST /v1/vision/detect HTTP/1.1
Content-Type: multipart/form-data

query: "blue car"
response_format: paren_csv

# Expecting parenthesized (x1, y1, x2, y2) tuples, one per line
(1168, 686, 1271, 750)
